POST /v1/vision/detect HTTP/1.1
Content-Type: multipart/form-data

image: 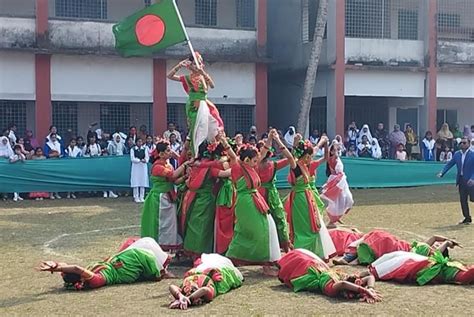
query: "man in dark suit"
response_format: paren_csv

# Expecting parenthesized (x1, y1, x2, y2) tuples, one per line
(438, 136, 474, 224)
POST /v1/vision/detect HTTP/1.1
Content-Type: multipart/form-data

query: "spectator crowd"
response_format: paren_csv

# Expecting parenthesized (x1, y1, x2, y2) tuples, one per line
(1, 120, 474, 202)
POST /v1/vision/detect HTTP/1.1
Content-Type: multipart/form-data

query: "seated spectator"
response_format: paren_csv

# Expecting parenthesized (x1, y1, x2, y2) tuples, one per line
(439, 145, 453, 163)
(98, 132, 110, 156)
(169, 133, 182, 170)
(357, 124, 373, 144)
(436, 123, 454, 149)
(395, 144, 407, 161)
(25, 129, 40, 150)
(124, 136, 134, 155)
(404, 124, 418, 160)
(248, 125, 258, 141)
(389, 124, 406, 159)
(44, 133, 64, 158)
(128, 126, 138, 144)
(0, 136, 13, 159)
(45, 125, 62, 144)
(248, 135, 258, 146)
(144, 135, 156, 155)
(66, 138, 82, 158)
(334, 135, 346, 156)
(29, 147, 50, 201)
(374, 122, 390, 159)
(9, 145, 26, 202)
(283, 126, 296, 150)
(8, 123, 17, 145)
(346, 121, 359, 148)
(346, 144, 357, 157)
(163, 122, 182, 143)
(421, 131, 435, 161)
(371, 139, 382, 159)
(108, 133, 125, 156)
(357, 135, 372, 158)
(84, 135, 101, 157)
(16, 137, 33, 159)
(138, 124, 148, 141)
(309, 129, 320, 146)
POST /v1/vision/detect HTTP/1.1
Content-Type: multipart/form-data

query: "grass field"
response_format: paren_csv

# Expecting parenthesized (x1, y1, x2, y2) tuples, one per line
(0, 185, 473, 316)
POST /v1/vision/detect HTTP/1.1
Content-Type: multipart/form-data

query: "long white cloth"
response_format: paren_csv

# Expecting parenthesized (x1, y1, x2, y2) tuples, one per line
(371, 139, 382, 159)
(357, 124, 374, 144)
(196, 253, 244, 281)
(0, 136, 13, 158)
(125, 237, 168, 271)
(317, 211, 337, 260)
(193, 100, 220, 157)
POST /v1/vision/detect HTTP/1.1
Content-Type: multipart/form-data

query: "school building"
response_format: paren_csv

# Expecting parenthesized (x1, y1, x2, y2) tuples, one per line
(268, 0, 474, 137)
(0, 0, 268, 140)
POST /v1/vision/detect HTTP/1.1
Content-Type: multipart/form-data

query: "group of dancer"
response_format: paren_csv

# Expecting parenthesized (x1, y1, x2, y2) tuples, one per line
(37, 53, 473, 309)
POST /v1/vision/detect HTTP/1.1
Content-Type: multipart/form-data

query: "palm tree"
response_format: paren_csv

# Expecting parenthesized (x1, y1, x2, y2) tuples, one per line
(296, 0, 329, 134)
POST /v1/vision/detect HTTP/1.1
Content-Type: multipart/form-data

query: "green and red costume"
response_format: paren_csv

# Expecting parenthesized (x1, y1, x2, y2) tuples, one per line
(225, 162, 281, 264)
(214, 163, 235, 254)
(141, 161, 182, 250)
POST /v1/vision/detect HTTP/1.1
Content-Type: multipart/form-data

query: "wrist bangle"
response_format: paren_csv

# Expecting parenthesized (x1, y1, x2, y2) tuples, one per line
(264, 145, 270, 150)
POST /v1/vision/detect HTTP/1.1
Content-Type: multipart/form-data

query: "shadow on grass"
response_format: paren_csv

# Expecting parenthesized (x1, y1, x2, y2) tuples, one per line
(0, 288, 63, 308)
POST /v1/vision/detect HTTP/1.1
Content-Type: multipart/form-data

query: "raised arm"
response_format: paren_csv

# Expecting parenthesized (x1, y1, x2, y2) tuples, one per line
(167, 60, 190, 82)
(272, 129, 296, 169)
(198, 69, 215, 89)
(218, 132, 238, 164)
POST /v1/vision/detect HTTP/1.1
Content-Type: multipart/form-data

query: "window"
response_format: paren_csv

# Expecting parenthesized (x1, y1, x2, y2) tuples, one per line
(309, 98, 327, 133)
(195, 0, 217, 26)
(302, 0, 318, 43)
(236, 0, 255, 28)
(0, 101, 27, 135)
(55, 0, 107, 20)
(398, 10, 418, 40)
(144, 0, 152, 7)
(436, 109, 458, 131)
(52, 102, 78, 137)
(346, 0, 390, 39)
(100, 104, 130, 135)
(438, 13, 461, 29)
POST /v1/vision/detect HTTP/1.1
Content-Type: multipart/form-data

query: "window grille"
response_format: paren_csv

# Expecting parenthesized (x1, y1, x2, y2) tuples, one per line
(144, 0, 152, 7)
(436, 109, 458, 131)
(52, 102, 78, 137)
(346, 0, 421, 40)
(236, 0, 255, 28)
(195, 0, 217, 26)
(437, 0, 473, 42)
(167, 104, 188, 136)
(100, 103, 130, 135)
(54, 0, 107, 20)
(309, 98, 327, 133)
(0, 101, 27, 135)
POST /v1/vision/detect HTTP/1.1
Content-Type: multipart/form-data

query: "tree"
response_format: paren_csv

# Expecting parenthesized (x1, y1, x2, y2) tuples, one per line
(296, 0, 328, 135)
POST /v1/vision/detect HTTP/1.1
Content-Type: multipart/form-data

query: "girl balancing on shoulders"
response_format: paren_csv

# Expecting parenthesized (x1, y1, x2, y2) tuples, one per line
(169, 253, 243, 310)
(141, 141, 191, 251)
(217, 131, 282, 271)
(167, 52, 224, 157)
(37, 237, 172, 290)
(256, 129, 292, 252)
(277, 249, 382, 303)
(284, 137, 336, 261)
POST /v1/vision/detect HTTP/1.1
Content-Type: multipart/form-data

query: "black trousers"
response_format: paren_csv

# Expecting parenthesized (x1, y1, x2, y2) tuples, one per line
(458, 178, 473, 220)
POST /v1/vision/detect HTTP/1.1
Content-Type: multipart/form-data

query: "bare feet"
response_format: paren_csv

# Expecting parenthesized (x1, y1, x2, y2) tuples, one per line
(262, 265, 279, 277)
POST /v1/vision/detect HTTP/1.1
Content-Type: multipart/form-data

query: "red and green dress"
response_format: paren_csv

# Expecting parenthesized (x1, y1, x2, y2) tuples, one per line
(328, 228, 363, 256)
(225, 162, 281, 264)
(214, 162, 235, 254)
(141, 161, 182, 251)
(180, 162, 219, 256)
(179, 253, 243, 304)
(284, 162, 336, 260)
(257, 159, 290, 246)
(78, 237, 170, 289)
(352, 230, 432, 264)
(278, 249, 346, 297)
(369, 250, 471, 285)
(179, 74, 224, 156)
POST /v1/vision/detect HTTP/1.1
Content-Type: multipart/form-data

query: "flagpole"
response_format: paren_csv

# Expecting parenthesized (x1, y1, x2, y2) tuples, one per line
(172, 0, 201, 70)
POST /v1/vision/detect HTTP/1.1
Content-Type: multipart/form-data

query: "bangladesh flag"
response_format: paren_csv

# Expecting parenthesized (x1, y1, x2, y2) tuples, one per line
(113, 0, 187, 57)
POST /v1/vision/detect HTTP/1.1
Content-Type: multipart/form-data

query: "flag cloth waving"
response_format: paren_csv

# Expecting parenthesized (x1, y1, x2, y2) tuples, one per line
(113, 0, 187, 57)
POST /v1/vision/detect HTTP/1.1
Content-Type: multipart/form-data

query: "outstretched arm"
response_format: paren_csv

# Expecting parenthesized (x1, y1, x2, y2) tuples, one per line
(332, 280, 382, 304)
(271, 129, 296, 169)
(37, 261, 94, 279)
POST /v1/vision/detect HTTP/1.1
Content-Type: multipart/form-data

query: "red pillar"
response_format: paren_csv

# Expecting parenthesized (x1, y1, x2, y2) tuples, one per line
(335, 0, 346, 138)
(256, 0, 268, 132)
(35, 0, 51, 143)
(153, 59, 167, 136)
(426, 0, 438, 134)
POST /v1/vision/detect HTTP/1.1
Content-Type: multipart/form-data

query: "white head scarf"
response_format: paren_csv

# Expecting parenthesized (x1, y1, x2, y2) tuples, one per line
(0, 136, 14, 158)
(111, 133, 125, 155)
(46, 137, 62, 153)
(284, 126, 296, 147)
(371, 139, 382, 159)
(357, 124, 373, 144)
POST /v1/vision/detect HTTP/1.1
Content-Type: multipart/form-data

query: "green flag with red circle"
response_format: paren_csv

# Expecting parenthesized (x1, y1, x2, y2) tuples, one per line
(113, 0, 187, 57)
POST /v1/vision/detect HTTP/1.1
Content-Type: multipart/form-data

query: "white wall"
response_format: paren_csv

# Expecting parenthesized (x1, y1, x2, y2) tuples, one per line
(437, 72, 474, 98)
(51, 55, 153, 102)
(345, 38, 424, 64)
(345, 70, 425, 97)
(166, 61, 255, 105)
(0, 0, 35, 16)
(0, 51, 35, 100)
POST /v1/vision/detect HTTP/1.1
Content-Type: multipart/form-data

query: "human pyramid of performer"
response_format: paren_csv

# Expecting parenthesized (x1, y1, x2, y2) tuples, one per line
(38, 53, 474, 309)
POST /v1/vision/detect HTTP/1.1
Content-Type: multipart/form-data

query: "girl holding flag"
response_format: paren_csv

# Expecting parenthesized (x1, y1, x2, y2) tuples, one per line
(167, 53, 224, 157)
